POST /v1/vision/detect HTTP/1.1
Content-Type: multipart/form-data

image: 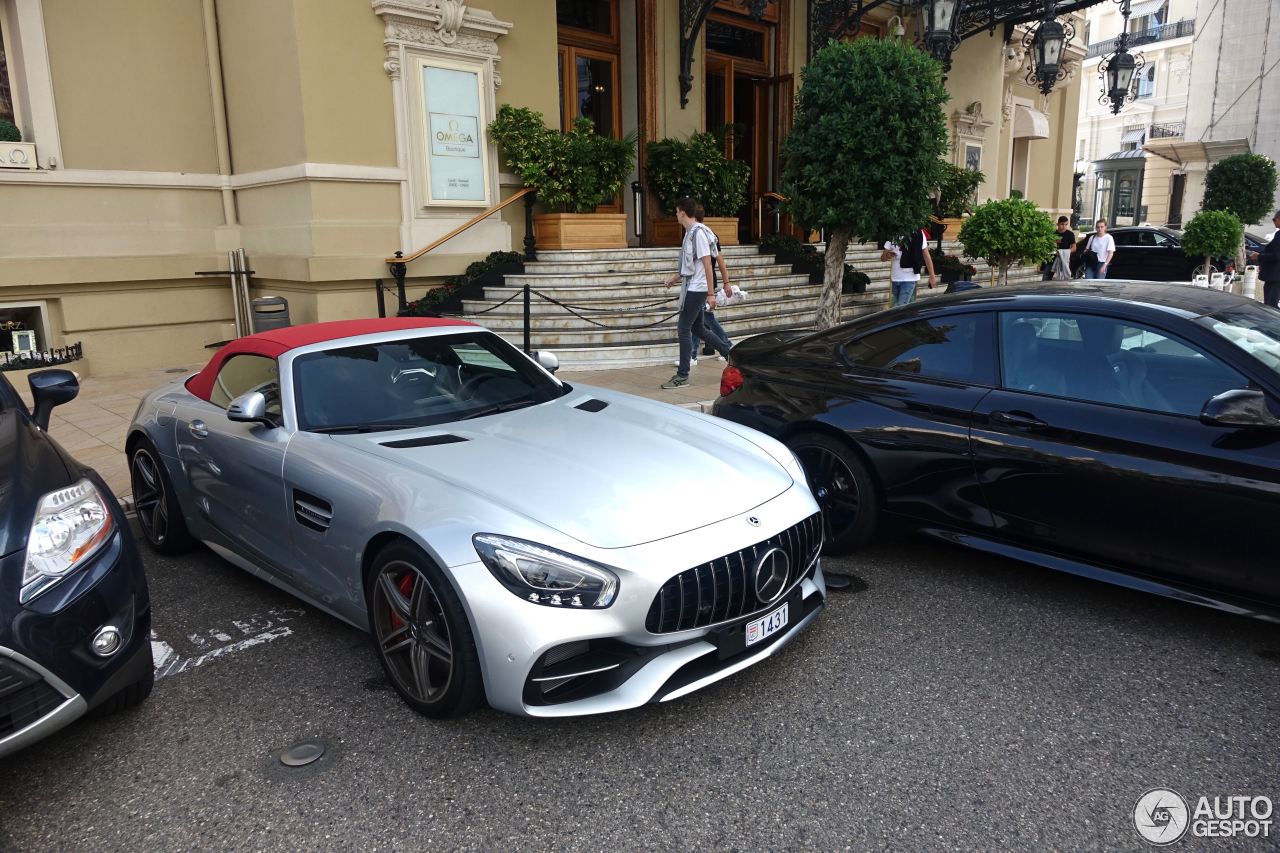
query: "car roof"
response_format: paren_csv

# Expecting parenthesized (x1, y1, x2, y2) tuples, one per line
(888, 281, 1255, 321)
(186, 317, 476, 402)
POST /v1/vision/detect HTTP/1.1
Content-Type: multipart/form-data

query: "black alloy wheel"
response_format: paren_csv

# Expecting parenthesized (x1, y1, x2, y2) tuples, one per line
(367, 542, 483, 718)
(128, 440, 193, 554)
(786, 432, 879, 555)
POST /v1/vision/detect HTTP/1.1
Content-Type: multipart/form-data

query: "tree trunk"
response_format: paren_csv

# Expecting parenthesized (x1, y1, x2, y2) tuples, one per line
(816, 227, 850, 331)
(1205, 255, 1212, 278)
(998, 260, 1010, 287)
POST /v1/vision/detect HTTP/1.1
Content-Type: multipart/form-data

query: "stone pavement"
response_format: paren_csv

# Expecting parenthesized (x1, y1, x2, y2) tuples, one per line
(14, 358, 723, 511)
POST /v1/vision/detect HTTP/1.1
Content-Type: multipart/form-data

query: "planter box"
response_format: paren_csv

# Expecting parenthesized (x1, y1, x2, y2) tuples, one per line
(0, 141, 37, 170)
(936, 216, 967, 241)
(649, 216, 741, 248)
(534, 213, 627, 250)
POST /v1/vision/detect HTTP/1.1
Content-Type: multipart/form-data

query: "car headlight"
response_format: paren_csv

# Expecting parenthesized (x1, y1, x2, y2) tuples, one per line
(473, 534, 618, 608)
(21, 479, 115, 604)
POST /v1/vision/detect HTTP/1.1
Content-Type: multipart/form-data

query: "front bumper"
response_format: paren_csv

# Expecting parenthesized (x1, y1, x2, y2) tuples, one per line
(0, 499, 152, 759)
(451, 486, 827, 716)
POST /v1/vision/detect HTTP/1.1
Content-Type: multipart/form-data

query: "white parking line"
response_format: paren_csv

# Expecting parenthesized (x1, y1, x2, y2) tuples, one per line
(151, 607, 307, 680)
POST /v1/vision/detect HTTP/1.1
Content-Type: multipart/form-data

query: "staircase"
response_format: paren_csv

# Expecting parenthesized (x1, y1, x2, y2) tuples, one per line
(457, 241, 1042, 370)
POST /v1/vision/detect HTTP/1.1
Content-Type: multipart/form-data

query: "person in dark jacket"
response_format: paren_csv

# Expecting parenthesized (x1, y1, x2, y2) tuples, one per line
(1248, 210, 1280, 307)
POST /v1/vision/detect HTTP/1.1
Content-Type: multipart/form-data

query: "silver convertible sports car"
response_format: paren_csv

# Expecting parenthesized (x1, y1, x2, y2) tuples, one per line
(127, 318, 826, 717)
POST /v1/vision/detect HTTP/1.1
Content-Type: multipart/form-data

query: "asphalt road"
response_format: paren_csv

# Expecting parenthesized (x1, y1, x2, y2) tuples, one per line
(2, 525, 1278, 852)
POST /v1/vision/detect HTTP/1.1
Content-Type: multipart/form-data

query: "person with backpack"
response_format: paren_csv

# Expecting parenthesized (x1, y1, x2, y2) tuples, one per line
(1080, 219, 1115, 280)
(661, 198, 732, 390)
(881, 226, 938, 306)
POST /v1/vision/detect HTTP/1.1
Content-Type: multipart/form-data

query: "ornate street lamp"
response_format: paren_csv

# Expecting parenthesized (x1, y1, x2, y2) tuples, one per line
(1098, 0, 1145, 114)
(1023, 3, 1074, 96)
(920, 0, 964, 69)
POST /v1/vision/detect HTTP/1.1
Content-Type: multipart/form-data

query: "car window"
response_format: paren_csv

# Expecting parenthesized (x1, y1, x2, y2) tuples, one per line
(292, 331, 563, 431)
(1133, 231, 1157, 247)
(210, 354, 282, 419)
(1000, 312, 1248, 416)
(1111, 231, 1136, 247)
(842, 313, 995, 385)
(1151, 231, 1174, 248)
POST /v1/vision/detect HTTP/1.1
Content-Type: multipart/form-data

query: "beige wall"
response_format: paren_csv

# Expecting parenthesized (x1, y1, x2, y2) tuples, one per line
(42, 0, 219, 172)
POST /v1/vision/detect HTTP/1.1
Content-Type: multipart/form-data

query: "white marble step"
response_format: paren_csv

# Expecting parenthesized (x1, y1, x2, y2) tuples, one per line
(479, 274, 814, 303)
(504, 265, 796, 288)
(523, 256, 791, 275)
(535, 245, 760, 262)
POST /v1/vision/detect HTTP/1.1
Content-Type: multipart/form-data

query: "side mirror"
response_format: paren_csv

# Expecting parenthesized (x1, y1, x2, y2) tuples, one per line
(535, 350, 559, 374)
(227, 391, 274, 427)
(1200, 389, 1280, 429)
(28, 369, 79, 431)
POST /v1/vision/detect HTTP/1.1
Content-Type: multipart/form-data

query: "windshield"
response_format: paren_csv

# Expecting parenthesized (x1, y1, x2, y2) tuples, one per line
(1198, 305, 1280, 378)
(292, 332, 563, 432)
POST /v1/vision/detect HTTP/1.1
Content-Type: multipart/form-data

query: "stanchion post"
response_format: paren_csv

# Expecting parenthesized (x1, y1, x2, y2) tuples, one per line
(523, 284, 531, 354)
(375, 278, 386, 318)
(389, 251, 408, 313)
(523, 192, 538, 261)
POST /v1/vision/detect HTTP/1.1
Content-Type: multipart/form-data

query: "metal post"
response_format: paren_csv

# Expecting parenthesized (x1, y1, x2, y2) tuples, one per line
(389, 251, 408, 313)
(226, 249, 244, 337)
(375, 278, 386, 318)
(523, 284, 531, 354)
(235, 248, 252, 335)
(523, 192, 538, 261)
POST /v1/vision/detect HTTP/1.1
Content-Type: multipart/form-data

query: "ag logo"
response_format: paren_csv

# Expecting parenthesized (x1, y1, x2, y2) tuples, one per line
(1134, 788, 1190, 846)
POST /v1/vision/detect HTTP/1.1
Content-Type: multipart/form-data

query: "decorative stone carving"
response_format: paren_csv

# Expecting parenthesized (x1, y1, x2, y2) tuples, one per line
(952, 101, 994, 162)
(372, 0, 512, 86)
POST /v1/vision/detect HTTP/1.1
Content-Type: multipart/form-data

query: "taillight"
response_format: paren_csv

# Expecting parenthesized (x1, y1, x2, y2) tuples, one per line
(719, 366, 744, 397)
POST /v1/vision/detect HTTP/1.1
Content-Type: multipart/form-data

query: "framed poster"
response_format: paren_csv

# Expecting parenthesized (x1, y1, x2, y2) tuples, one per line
(965, 144, 982, 173)
(420, 62, 491, 206)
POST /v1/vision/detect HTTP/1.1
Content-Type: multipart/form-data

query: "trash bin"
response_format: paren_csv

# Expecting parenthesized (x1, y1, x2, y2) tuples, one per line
(250, 296, 290, 333)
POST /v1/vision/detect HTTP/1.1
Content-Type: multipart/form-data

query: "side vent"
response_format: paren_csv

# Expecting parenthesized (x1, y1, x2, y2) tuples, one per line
(381, 434, 468, 449)
(293, 490, 333, 533)
(574, 399, 609, 413)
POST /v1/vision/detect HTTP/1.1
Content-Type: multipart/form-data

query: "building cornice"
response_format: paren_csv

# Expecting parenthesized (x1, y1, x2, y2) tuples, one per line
(0, 163, 407, 190)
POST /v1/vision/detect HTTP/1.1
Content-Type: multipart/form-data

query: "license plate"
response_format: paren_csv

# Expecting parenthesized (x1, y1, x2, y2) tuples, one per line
(744, 602, 789, 647)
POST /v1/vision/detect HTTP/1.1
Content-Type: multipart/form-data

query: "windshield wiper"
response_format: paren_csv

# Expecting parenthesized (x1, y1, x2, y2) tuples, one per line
(310, 422, 423, 434)
(459, 399, 539, 420)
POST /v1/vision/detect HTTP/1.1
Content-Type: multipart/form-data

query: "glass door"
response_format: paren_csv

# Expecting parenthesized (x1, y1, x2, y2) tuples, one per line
(557, 0, 622, 211)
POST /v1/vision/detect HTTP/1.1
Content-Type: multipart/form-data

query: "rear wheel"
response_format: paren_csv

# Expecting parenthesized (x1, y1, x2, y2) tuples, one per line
(128, 438, 193, 554)
(1192, 262, 1218, 279)
(366, 542, 483, 718)
(786, 432, 879, 555)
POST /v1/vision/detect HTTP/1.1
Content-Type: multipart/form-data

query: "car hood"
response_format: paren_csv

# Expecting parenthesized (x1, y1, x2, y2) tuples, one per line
(337, 389, 795, 549)
(0, 408, 74, 557)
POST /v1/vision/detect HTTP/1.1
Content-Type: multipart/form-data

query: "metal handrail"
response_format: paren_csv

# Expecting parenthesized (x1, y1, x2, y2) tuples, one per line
(385, 186, 536, 313)
(756, 191, 787, 239)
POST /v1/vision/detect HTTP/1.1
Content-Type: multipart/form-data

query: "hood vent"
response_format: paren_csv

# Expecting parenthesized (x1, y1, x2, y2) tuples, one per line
(574, 399, 609, 413)
(293, 490, 332, 533)
(381, 434, 468, 449)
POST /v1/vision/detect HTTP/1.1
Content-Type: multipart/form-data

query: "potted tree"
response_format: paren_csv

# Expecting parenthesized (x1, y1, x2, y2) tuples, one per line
(1201, 154, 1278, 272)
(958, 198, 1057, 287)
(935, 162, 984, 240)
(1181, 209, 1243, 284)
(644, 132, 750, 247)
(488, 106, 636, 250)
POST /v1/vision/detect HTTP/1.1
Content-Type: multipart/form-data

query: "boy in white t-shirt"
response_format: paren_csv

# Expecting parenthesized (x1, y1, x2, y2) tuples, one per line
(661, 199, 732, 389)
(880, 227, 937, 306)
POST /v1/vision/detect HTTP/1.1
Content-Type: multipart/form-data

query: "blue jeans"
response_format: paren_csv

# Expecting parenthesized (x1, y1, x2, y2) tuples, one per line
(677, 292, 731, 376)
(701, 310, 731, 352)
(1084, 263, 1108, 280)
(891, 280, 917, 306)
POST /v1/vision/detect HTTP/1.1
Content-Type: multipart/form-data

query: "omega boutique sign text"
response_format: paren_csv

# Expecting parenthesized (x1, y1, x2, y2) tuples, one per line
(421, 64, 488, 204)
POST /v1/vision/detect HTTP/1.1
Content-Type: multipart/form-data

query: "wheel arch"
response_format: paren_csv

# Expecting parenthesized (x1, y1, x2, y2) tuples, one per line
(779, 419, 885, 505)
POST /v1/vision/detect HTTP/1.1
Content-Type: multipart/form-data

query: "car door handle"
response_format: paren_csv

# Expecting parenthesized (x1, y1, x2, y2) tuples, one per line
(188, 420, 209, 439)
(990, 410, 1047, 430)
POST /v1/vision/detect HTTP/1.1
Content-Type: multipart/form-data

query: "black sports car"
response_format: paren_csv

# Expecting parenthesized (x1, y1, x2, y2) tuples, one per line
(1, 370, 153, 758)
(714, 282, 1280, 619)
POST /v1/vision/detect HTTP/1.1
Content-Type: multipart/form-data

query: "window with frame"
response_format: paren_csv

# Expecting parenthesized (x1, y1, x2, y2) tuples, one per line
(1137, 65, 1156, 98)
(556, 0, 620, 139)
(999, 312, 1248, 416)
(0, 9, 15, 124)
(210, 354, 282, 420)
(842, 313, 996, 385)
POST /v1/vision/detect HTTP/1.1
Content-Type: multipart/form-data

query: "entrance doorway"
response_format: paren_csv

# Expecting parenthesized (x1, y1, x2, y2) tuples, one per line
(558, 0, 623, 211)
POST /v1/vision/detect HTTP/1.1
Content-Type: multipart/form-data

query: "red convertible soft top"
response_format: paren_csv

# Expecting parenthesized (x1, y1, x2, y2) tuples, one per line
(186, 317, 475, 402)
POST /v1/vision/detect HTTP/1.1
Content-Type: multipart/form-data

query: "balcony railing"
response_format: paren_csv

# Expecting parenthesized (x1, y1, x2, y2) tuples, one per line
(1086, 19, 1195, 59)
(1149, 121, 1184, 139)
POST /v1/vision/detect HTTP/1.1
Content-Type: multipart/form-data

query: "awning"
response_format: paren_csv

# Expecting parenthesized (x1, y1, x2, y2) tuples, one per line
(1142, 137, 1251, 165)
(1121, 127, 1146, 144)
(1012, 105, 1050, 140)
(1129, 0, 1166, 19)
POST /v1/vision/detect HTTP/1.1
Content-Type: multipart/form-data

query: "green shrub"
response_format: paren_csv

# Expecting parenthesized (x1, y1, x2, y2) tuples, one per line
(759, 232, 807, 258)
(958, 198, 1056, 286)
(930, 247, 978, 281)
(1202, 154, 1277, 226)
(936, 162, 984, 217)
(0, 119, 19, 143)
(488, 106, 636, 214)
(645, 132, 750, 217)
(1181, 209, 1242, 273)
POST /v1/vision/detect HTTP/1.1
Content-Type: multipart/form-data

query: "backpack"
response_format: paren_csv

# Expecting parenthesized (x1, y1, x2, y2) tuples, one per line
(898, 229, 926, 275)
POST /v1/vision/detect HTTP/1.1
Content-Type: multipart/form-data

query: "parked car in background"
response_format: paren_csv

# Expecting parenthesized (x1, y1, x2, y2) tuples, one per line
(128, 318, 826, 718)
(1083, 226, 1268, 281)
(1, 370, 153, 759)
(714, 282, 1280, 621)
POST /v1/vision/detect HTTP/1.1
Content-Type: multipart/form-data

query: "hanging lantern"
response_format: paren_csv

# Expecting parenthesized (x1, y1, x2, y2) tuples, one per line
(1097, 0, 1146, 114)
(921, 0, 964, 68)
(1023, 5, 1075, 97)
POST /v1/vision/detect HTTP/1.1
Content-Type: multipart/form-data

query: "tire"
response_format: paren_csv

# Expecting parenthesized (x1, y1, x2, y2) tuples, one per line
(88, 652, 155, 719)
(366, 541, 484, 718)
(128, 437, 194, 555)
(786, 431, 880, 555)
(1192, 262, 1217, 279)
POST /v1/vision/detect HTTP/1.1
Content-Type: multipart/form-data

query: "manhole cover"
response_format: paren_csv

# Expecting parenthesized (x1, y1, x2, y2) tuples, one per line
(278, 741, 325, 767)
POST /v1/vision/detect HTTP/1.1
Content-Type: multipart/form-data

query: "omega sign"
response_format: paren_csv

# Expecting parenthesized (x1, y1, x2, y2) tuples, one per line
(429, 113, 480, 159)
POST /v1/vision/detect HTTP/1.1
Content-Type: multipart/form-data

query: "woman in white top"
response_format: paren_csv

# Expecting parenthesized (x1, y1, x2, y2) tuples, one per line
(1082, 218, 1116, 280)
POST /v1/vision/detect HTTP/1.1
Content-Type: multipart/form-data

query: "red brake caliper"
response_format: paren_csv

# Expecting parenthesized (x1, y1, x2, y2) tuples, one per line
(389, 573, 414, 630)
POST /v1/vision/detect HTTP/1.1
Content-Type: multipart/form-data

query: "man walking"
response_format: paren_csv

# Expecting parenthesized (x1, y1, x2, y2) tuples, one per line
(1247, 210, 1280, 307)
(662, 198, 731, 390)
(881, 226, 937, 306)
(1052, 215, 1076, 280)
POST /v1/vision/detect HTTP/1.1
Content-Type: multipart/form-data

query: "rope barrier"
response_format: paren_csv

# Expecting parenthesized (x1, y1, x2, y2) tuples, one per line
(530, 289, 681, 330)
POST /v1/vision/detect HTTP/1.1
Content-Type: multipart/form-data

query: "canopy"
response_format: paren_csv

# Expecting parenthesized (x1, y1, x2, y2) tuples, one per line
(1013, 105, 1050, 140)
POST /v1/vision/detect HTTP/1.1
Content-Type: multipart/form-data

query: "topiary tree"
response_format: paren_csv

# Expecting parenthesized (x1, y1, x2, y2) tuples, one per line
(1202, 154, 1278, 226)
(781, 38, 949, 329)
(0, 119, 20, 143)
(957, 198, 1057, 286)
(1181, 209, 1242, 277)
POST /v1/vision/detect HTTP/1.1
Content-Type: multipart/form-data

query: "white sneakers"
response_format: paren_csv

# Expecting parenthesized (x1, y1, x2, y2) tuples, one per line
(673, 357, 698, 367)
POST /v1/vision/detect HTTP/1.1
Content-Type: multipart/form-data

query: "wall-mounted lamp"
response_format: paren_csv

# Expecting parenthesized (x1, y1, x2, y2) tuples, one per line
(887, 15, 906, 38)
